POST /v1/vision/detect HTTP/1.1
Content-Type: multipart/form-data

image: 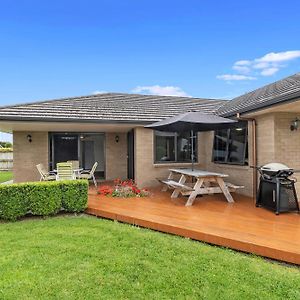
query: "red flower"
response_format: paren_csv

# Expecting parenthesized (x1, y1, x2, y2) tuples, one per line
(98, 185, 113, 196)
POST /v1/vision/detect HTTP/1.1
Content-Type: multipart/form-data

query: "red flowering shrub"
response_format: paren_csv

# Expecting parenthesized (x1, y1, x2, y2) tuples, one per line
(98, 180, 150, 198)
(98, 185, 113, 196)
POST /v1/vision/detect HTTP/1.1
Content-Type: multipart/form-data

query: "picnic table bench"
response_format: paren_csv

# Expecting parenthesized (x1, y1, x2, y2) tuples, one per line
(159, 168, 243, 206)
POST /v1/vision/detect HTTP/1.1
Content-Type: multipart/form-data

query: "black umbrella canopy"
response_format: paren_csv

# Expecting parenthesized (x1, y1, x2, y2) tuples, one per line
(145, 111, 237, 132)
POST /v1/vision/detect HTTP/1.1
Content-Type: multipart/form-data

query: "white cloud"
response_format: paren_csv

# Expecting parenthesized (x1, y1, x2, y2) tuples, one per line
(256, 50, 300, 63)
(218, 50, 300, 81)
(232, 65, 251, 74)
(216, 74, 256, 81)
(132, 85, 190, 97)
(252, 62, 270, 69)
(260, 67, 279, 76)
(92, 90, 107, 95)
(234, 60, 251, 66)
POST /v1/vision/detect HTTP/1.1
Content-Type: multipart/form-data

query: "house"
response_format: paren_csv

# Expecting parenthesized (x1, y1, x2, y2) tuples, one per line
(0, 72, 300, 198)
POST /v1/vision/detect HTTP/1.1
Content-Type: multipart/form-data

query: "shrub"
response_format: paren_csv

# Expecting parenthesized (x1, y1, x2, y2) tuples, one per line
(0, 141, 12, 148)
(0, 183, 29, 221)
(27, 181, 62, 216)
(0, 180, 89, 221)
(98, 185, 114, 196)
(60, 180, 88, 212)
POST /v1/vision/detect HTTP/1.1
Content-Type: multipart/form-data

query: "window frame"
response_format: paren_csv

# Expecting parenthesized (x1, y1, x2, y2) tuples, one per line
(212, 123, 248, 166)
(153, 131, 198, 164)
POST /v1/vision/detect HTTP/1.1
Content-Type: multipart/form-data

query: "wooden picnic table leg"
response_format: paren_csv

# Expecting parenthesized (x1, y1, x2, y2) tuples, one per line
(185, 178, 204, 206)
(162, 171, 174, 192)
(216, 177, 234, 203)
(171, 175, 187, 198)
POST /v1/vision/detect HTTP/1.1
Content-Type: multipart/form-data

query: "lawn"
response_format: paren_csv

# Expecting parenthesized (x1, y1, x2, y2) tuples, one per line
(0, 171, 12, 183)
(0, 216, 299, 299)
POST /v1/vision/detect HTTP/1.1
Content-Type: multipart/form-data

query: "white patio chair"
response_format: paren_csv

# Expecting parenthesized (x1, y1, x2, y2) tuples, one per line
(56, 162, 75, 181)
(67, 160, 80, 170)
(77, 162, 98, 188)
(36, 164, 56, 181)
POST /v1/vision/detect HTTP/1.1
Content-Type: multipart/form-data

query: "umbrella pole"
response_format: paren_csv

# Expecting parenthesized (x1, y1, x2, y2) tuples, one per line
(191, 129, 194, 171)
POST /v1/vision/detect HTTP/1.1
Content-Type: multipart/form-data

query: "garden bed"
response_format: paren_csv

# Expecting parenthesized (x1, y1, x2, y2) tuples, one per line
(98, 179, 150, 198)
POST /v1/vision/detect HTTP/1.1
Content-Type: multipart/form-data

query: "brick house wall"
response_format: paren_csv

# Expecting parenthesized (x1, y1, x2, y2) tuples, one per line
(13, 131, 49, 182)
(249, 112, 300, 196)
(273, 113, 300, 193)
(105, 132, 128, 180)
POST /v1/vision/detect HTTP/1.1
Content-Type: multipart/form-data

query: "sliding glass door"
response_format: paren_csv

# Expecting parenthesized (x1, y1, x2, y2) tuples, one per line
(52, 134, 79, 168)
(49, 133, 105, 178)
(80, 134, 105, 178)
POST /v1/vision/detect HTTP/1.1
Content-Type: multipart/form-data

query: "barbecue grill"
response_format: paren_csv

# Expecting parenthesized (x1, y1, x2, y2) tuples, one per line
(256, 163, 300, 215)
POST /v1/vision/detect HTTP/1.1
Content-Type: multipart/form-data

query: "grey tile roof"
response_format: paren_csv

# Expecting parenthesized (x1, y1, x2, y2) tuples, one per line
(0, 93, 226, 123)
(218, 73, 300, 116)
(1, 73, 300, 123)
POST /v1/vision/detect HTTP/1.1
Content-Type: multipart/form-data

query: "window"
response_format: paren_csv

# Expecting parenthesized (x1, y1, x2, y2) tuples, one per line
(212, 123, 248, 165)
(154, 131, 197, 163)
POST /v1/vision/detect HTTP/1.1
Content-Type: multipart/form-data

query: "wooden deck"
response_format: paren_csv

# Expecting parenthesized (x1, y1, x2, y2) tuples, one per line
(87, 188, 300, 265)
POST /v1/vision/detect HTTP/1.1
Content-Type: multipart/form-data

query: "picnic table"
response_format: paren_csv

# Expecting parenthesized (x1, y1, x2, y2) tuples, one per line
(159, 168, 243, 206)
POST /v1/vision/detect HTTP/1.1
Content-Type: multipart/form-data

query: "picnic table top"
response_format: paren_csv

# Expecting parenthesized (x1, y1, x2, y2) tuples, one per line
(169, 168, 228, 178)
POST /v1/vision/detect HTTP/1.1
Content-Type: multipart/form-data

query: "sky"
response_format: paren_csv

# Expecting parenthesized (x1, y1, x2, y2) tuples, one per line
(1, 0, 300, 142)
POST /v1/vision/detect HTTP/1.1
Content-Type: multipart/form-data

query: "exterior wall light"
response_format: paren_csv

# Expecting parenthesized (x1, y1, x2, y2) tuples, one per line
(115, 135, 119, 143)
(290, 118, 299, 131)
(27, 134, 32, 143)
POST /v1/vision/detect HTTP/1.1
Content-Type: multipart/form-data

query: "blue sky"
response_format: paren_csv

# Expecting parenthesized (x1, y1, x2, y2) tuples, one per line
(1, 0, 300, 141)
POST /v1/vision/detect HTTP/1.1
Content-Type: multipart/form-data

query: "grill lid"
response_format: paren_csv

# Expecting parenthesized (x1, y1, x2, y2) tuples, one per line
(261, 163, 291, 172)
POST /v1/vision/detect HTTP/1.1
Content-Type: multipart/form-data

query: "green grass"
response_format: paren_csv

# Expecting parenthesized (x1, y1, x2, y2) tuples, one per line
(0, 216, 299, 299)
(0, 171, 12, 183)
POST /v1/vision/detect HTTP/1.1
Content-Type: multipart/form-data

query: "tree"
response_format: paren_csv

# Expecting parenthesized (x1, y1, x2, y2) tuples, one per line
(0, 141, 13, 148)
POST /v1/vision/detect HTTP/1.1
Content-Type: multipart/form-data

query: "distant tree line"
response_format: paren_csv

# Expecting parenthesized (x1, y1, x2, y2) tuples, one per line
(0, 141, 13, 148)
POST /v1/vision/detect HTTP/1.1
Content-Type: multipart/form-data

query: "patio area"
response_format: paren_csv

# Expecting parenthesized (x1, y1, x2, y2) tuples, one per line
(87, 187, 300, 265)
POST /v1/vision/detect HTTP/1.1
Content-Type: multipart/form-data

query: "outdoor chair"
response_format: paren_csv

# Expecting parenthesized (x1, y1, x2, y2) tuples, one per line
(67, 160, 80, 170)
(36, 164, 56, 181)
(56, 162, 75, 181)
(77, 162, 98, 188)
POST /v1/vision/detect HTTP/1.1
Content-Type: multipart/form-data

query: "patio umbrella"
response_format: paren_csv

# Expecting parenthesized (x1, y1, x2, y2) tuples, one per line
(145, 111, 237, 170)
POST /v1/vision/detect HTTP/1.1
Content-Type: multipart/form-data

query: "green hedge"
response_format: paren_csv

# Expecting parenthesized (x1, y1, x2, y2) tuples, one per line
(0, 184, 29, 221)
(0, 180, 88, 221)
(61, 180, 88, 212)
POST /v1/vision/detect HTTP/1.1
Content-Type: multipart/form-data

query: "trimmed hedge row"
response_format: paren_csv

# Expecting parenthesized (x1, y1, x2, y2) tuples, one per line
(0, 180, 88, 221)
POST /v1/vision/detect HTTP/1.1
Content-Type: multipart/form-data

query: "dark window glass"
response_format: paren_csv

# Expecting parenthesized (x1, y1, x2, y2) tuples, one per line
(177, 132, 194, 162)
(155, 132, 175, 162)
(53, 134, 78, 167)
(213, 129, 228, 163)
(228, 127, 247, 163)
(154, 131, 197, 163)
(212, 123, 248, 165)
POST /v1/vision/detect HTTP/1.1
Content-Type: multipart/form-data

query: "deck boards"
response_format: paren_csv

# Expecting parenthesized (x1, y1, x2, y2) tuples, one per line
(87, 188, 300, 265)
